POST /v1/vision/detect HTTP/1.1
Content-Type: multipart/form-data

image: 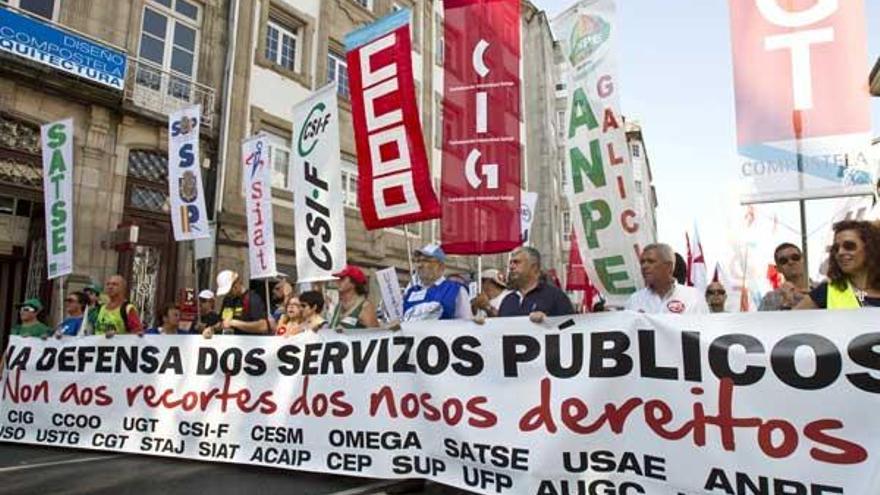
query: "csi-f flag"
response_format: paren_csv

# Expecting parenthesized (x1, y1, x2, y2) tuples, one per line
(291, 83, 347, 282)
(41, 118, 74, 279)
(168, 105, 209, 241)
(242, 135, 277, 279)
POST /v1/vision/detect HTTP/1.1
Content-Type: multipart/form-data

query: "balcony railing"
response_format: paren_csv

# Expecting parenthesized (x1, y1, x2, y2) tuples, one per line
(124, 57, 216, 129)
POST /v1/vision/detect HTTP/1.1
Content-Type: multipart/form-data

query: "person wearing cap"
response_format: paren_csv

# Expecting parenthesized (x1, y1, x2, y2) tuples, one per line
(57, 291, 89, 337)
(12, 298, 52, 338)
(472, 269, 512, 318)
(330, 265, 379, 330)
(499, 247, 575, 321)
(94, 275, 143, 336)
(270, 276, 294, 322)
(194, 289, 220, 332)
(402, 244, 471, 321)
(204, 270, 269, 337)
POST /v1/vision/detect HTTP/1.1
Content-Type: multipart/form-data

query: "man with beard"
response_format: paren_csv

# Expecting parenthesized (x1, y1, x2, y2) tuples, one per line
(401, 244, 471, 321)
(498, 247, 574, 322)
(626, 243, 708, 314)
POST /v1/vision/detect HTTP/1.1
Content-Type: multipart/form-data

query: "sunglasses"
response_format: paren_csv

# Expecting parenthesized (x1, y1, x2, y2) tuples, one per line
(706, 289, 726, 296)
(831, 241, 859, 253)
(775, 253, 802, 265)
(19, 306, 36, 312)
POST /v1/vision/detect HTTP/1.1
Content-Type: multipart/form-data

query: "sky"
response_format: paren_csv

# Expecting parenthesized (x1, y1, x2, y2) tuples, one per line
(533, 0, 880, 283)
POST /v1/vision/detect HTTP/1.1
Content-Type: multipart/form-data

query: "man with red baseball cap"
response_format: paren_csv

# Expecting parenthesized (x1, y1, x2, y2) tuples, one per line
(330, 265, 379, 329)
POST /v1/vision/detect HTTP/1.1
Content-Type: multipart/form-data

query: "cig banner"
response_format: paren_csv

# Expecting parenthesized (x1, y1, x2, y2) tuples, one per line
(3, 310, 880, 494)
(40, 118, 74, 279)
(552, 1, 645, 306)
(728, 0, 877, 203)
(345, 9, 440, 230)
(441, 0, 522, 255)
(291, 83, 346, 282)
(168, 105, 209, 241)
(242, 135, 277, 280)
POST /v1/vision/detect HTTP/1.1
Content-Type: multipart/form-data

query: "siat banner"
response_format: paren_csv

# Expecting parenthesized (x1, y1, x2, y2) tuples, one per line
(441, 0, 522, 255)
(242, 134, 277, 280)
(40, 118, 74, 279)
(345, 9, 441, 230)
(168, 105, 210, 241)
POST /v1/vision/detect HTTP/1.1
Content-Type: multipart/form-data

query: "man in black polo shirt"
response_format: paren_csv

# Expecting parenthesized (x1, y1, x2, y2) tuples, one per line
(498, 247, 575, 322)
(202, 270, 269, 337)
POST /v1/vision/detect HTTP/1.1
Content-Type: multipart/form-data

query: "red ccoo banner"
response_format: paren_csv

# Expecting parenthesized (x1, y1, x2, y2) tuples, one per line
(345, 9, 440, 230)
(441, 0, 522, 254)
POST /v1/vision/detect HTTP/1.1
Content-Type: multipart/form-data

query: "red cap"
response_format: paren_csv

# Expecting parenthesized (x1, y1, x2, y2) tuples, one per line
(334, 265, 367, 285)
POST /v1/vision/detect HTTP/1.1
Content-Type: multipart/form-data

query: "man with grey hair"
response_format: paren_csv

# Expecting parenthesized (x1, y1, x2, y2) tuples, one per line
(626, 243, 708, 314)
(498, 246, 575, 322)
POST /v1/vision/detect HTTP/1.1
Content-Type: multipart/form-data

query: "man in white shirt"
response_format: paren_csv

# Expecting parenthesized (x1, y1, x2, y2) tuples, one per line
(626, 243, 708, 314)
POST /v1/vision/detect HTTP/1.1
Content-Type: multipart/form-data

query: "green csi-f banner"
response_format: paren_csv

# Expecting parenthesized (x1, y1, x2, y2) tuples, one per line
(40, 118, 74, 279)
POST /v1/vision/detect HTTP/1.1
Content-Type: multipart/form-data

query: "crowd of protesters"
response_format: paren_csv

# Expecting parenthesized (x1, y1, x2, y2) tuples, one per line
(7, 219, 880, 340)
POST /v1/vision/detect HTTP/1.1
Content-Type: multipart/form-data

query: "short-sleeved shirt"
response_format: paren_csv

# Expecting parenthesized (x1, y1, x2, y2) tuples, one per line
(498, 282, 575, 317)
(11, 322, 52, 338)
(94, 304, 142, 335)
(201, 311, 221, 328)
(759, 285, 812, 311)
(58, 316, 84, 336)
(809, 282, 880, 309)
(625, 282, 708, 314)
(219, 291, 268, 335)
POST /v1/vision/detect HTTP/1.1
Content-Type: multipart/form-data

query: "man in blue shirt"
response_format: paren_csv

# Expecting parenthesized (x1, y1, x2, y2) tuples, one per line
(57, 291, 88, 336)
(402, 244, 472, 321)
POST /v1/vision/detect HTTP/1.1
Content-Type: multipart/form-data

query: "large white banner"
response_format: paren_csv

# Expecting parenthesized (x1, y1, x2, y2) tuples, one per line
(242, 135, 277, 279)
(168, 105, 210, 241)
(291, 84, 346, 282)
(552, 1, 646, 307)
(3, 310, 880, 494)
(40, 118, 74, 279)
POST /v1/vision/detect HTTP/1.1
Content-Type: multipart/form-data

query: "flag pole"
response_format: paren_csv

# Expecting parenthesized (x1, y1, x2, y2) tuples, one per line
(57, 276, 65, 327)
(404, 225, 415, 281)
(264, 279, 271, 320)
(793, 110, 809, 274)
(477, 255, 483, 294)
(193, 241, 202, 329)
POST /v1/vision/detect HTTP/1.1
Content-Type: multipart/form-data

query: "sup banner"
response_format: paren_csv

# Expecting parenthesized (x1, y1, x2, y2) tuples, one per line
(552, 1, 646, 307)
(441, 0, 522, 255)
(4, 310, 880, 494)
(728, 0, 877, 203)
(242, 135, 277, 280)
(40, 118, 74, 279)
(345, 9, 441, 230)
(168, 105, 209, 241)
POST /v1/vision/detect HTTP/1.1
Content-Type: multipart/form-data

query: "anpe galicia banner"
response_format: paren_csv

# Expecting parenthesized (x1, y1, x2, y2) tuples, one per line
(345, 9, 441, 230)
(242, 135, 277, 280)
(441, 0, 522, 255)
(290, 83, 346, 282)
(3, 310, 880, 494)
(168, 105, 209, 241)
(552, 1, 645, 307)
(40, 118, 74, 279)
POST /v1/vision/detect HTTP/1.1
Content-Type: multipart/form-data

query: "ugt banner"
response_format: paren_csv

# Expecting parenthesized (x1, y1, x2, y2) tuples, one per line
(40, 118, 74, 279)
(291, 83, 346, 282)
(729, 0, 877, 203)
(242, 135, 277, 280)
(552, 1, 646, 307)
(441, 0, 522, 255)
(3, 310, 880, 494)
(168, 105, 209, 241)
(345, 9, 440, 230)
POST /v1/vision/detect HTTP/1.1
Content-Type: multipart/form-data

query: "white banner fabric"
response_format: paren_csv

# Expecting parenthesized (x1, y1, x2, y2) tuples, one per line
(552, 1, 647, 307)
(291, 84, 346, 282)
(168, 105, 210, 241)
(40, 118, 74, 279)
(242, 135, 277, 279)
(3, 310, 880, 494)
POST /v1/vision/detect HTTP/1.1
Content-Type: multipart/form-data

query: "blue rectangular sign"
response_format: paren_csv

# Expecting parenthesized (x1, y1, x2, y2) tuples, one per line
(0, 7, 127, 90)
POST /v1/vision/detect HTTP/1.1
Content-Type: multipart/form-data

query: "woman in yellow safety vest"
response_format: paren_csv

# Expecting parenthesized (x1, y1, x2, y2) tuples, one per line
(796, 220, 880, 310)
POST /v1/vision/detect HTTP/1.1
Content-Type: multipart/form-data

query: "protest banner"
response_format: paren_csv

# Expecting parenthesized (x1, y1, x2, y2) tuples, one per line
(168, 105, 209, 241)
(552, 1, 645, 306)
(441, 0, 522, 255)
(290, 84, 346, 282)
(375, 267, 404, 322)
(345, 8, 440, 230)
(728, 0, 877, 203)
(521, 191, 538, 243)
(40, 118, 74, 279)
(3, 310, 880, 494)
(242, 135, 277, 279)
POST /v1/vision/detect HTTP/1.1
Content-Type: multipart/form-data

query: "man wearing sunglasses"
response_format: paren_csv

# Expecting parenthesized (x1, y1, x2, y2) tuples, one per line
(11, 298, 52, 338)
(760, 243, 812, 311)
(705, 282, 728, 313)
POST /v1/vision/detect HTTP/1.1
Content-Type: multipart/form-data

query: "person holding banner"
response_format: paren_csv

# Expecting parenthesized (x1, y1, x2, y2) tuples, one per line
(11, 298, 51, 338)
(194, 290, 220, 333)
(94, 275, 143, 336)
(146, 304, 187, 335)
(204, 270, 269, 337)
(472, 269, 512, 318)
(402, 245, 471, 322)
(705, 282, 728, 314)
(625, 244, 708, 314)
(796, 220, 880, 309)
(298, 291, 329, 333)
(760, 243, 812, 311)
(498, 247, 575, 322)
(56, 291, 88, 336)
(330, 265, 379, 330)
(276, 296, 304, 336)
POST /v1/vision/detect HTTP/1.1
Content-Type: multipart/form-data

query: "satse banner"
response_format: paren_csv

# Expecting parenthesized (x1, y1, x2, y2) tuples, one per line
(242, 135, 277, 279)
(291, 83, 347, 282)
(3, 310, 880, 494)
(441, 0, 522, 255)
(168, 105, 209, 241)
(552, 1, 646, 307)
(40, 118, 74, 279)
(345, 9, 441, 230)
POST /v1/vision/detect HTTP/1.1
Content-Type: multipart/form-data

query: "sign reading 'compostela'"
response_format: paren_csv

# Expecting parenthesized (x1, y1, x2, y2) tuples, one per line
(2, 311, 879, 494)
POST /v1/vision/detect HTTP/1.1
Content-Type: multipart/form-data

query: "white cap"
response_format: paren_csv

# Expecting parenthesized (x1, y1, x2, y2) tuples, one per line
(216, 270, 239, 297)
(480, 269, 506, 288)
(198, 289, 215, 300)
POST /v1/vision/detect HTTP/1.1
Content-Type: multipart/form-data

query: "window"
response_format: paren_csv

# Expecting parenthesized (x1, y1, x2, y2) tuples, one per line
(555, 82, 566, 91)
(562, 211, 572, 242)
(560, 159, 569, 190)
(137, 0, 200, 99)
(265, 131, 291, 190)
(434, 16, 443, 66)
(341, 162, 358, 209)
(556, 110, 566, 141)
(434, 91, 443, 148)
(3, 0, 57, 20)
(631, 143, 641, 158)
(265, 20, 298, 72)
(327, 52, 349, 99)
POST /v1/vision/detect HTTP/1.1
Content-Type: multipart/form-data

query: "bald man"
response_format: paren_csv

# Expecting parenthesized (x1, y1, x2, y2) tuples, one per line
(94, 274, 143, 336)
